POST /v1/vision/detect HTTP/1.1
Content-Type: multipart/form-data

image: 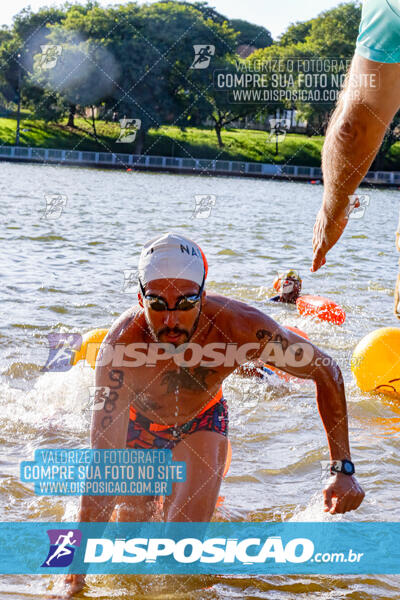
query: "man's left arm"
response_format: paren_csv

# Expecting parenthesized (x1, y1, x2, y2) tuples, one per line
(230, 303, 365, 514)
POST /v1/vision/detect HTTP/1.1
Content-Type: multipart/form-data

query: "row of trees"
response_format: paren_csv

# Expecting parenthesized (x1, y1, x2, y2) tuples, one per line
(1, 1, 262, 151)
(0, 0, 398, 164)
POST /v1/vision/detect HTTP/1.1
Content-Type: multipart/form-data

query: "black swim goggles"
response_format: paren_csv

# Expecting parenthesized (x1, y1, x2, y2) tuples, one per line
(138, 272, 205, 312)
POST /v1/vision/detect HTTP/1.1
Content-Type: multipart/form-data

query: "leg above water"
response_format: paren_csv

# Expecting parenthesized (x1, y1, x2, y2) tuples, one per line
(163, 430, 228, 522)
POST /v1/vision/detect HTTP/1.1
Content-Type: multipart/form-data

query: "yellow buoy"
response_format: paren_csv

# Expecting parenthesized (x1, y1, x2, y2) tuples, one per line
(351, 327, 400, 398)
(71, 328, 109, 369)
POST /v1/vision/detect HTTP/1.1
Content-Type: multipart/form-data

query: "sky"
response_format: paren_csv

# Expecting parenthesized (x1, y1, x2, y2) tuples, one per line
(1, 0, 345, 40)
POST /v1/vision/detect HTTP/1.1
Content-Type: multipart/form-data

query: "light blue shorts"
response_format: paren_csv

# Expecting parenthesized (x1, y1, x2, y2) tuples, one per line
(356, 0, 400, 63)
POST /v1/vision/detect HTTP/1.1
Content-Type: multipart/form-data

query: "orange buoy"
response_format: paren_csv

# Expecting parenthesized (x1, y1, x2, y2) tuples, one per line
(296, 295, 345, 326)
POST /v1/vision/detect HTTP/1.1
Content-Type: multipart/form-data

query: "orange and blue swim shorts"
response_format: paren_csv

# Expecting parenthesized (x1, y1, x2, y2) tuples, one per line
(126, 387, 228, 450)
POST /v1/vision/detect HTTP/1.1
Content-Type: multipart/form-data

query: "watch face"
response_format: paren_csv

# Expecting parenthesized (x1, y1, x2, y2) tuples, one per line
(343, 461, 354, 474)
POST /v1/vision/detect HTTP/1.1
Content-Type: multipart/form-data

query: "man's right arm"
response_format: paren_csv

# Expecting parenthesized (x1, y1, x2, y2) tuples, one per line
(80, 309, 138, 521)
(61, 337, 132, 597)
(78, 361, 131, 522)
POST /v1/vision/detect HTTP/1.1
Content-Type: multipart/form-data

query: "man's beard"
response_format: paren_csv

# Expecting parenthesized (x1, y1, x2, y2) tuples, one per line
(156, 326, 190, 346)
(147, 305, 202, 348)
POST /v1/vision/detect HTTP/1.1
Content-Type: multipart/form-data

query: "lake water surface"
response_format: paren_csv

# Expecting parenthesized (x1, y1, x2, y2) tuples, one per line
(0, 161, 399, 598)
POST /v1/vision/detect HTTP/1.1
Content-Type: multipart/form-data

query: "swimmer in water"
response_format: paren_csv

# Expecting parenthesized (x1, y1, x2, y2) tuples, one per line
(62, 232, 364, 597)
(269, 269, 302, 304)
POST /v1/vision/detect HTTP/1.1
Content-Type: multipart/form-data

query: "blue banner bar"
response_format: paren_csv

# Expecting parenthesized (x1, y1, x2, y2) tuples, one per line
(0, 522, 399, 574)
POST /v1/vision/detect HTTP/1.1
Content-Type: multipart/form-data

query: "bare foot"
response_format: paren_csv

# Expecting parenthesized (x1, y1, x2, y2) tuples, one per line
(46, 574, 86, 599)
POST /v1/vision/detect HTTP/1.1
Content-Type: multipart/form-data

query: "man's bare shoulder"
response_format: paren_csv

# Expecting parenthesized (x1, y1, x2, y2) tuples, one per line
(105, 305, 147, 345)
(205, 291, 264, 316)
(205, 292, 271, 336)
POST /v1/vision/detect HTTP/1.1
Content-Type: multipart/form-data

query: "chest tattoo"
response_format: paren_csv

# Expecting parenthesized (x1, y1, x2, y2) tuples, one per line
(161, 366, 217, 393)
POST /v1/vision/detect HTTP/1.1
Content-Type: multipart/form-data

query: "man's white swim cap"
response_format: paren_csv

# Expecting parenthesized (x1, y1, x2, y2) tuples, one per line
(138, 232, 208, 287)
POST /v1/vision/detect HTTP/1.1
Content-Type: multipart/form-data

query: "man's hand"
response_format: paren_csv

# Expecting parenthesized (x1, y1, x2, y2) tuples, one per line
(311, 205, 350, 272)
(323, 473, 365, 514)
(48, 574, 86, 599)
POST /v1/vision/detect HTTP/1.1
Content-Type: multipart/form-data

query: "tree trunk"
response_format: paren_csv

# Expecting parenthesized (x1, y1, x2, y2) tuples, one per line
(67, 104, 76, 127)
(134, 127, 146, 155)
(371, 131, 393, 170)
(215, 122, 224, 148)
(371, 148, 386, 171)
(91, 105, 97, 139)
(305, 120, 314, 137)
(322, 112, 330, 135)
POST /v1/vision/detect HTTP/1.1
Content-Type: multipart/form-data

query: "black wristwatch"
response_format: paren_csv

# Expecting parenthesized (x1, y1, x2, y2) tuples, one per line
(330, 459, 355, 476)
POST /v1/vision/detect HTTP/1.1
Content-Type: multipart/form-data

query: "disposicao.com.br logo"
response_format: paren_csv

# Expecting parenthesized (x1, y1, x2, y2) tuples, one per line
(84, 535, 315, 564)
(40, 531, 363, 570)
